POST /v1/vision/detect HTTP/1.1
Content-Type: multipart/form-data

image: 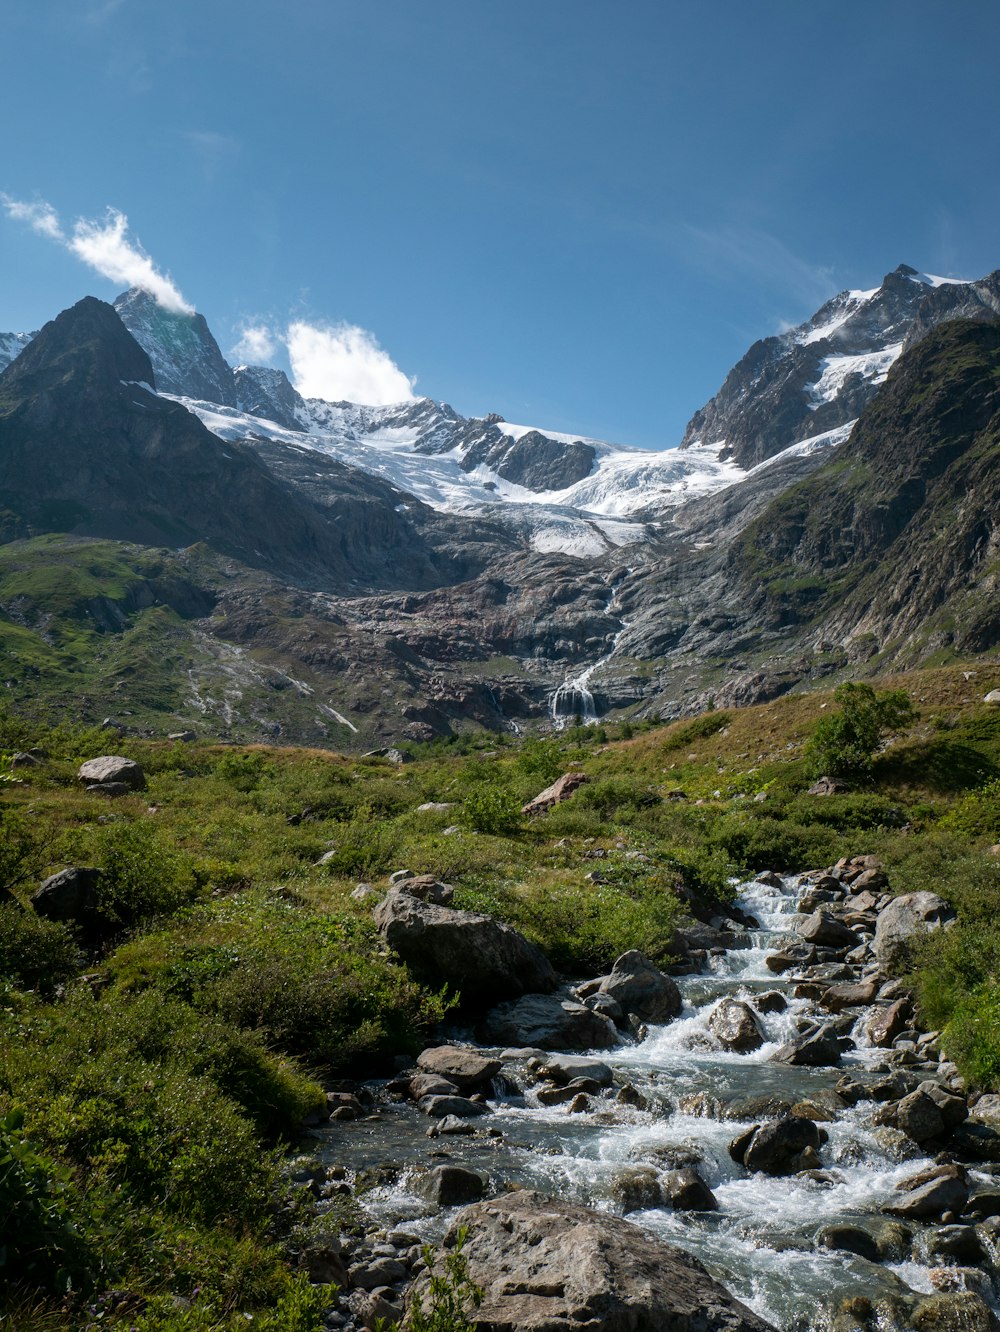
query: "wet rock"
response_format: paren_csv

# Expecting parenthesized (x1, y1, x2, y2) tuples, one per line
(708, 997, 765, 1053)
(896, 1090, 947, 1143)
(797, 910, 859, 949)
(421, 1190, 777, 1331)
(765, 944, 816, 974)
(536, 1080, 599, 1106)
(886, 1164, 969, 1219)
(416, 1046, 501, 1090)
(611, 1166, 662, 1212)
(412, 1165, 486, 1207)
(819, 979, 880, 1012)
(568, 1092, 590, 1113)
(755, 991, 787, 1014)
(538, 1055, 614, 1087)
(417, 1095, 488, 1119)
(374, 891, 557, 1003)
(817, 1224, 880, 1262)
(326, 1092, 364, 1120)
(435, 1115, 476, 1135)
(482, 994, 619, 1051)
(585, 992, 625, 1023)
(599, 951, 682, 1023)
(722, 1094, 794, 1122)
(756, 871, 784, 888)
(949, 1120, 1000, 1163)
(770, 1023, 843, 1068)
(77, 755, 146, 790)
(873, 893, 956, 971)
(408, 1072, 460, 1100)
(926, 1225, 984, 1264)
(736, 1116, 822, 1176)
(616, 1084, 648, 1110)
(867, 998, 912, 1047)
(910, 1291, 999, 1331)
(662, 1168, 718, 1211)
(868, 1218, 913, 1261)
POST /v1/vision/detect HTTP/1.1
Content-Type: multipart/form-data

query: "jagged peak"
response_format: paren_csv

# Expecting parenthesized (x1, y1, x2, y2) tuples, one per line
(0, 295, 154, 393)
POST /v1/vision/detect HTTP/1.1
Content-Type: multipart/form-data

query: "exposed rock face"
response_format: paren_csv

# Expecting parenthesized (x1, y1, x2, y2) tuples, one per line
(232, 364, 306, 432)
(114, 286, 237, 405)
(797, 910, 859, 949)
(77, 756, 146, 790)
(522, 771, 588, 816)
(679, 265, 1000, 469)
(482, 993, 618, 1050)
(414, 1191, 776, 1331)
(873, 892, 956, 970)
(374, 890, 557, 1004)
(599, 951, 682, 1024)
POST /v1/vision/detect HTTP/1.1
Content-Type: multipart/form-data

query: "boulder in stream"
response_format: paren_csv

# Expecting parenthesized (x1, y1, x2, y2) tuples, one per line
(413, 1190, 777, 1331)
(770, 1023, 844, 1067)
(885, 1164, 969, 1219)
(662, 1167, 718, 1211)
(482, 993, 619, 1051)
(412, 1164, 486, 1207)
(796, 909, 859, 949)
(735, 1116, 822, 1175)
(598, 951, 682, 1024)
(708, 997, 765, 1053)
(416, 1045, 501, 1090)
(374, 890, 557, 1003)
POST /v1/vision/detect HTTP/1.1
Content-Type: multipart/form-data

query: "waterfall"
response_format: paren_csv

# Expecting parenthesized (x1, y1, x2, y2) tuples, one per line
(549, 569, 632, 728)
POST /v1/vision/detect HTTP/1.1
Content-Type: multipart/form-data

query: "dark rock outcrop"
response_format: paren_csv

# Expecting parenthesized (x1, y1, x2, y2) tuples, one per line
(413, 1191, 775, 1331)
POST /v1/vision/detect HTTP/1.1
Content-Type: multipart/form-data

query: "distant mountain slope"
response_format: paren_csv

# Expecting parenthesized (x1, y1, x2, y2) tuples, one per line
(681, 265, 1000, 468)
(0, 297, 509, 592)
(737, 318, 1000, 655)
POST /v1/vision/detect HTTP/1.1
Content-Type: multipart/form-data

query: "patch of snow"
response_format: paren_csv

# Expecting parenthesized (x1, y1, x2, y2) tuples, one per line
(909, 271, 969, 288)
(797, 289, 877, 345)
(808, 343, 902, 408)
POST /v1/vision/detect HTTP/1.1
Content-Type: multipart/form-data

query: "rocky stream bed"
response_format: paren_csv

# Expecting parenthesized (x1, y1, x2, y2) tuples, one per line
(290, 861, 1000, 1331)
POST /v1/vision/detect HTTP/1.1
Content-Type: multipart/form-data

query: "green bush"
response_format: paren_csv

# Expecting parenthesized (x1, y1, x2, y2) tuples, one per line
(709, 812, 842, 873)
(76, 820, 199, 926)
(805, 682, 915, 782)
(0, 1110, 92, 1295)
(578, 777, 660, 818)
(464, 782, 523, 836)
(0, 905, 81, 995)
(940, 776, 1000, 840)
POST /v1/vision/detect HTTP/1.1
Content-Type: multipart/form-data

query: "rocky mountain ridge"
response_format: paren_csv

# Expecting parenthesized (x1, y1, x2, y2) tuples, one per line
(1, 277, 999, 745)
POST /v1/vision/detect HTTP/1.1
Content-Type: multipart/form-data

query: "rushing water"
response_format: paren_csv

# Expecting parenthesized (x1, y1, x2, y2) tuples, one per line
(549, 571, 631, 727)
(319, 874, 1000, 1329)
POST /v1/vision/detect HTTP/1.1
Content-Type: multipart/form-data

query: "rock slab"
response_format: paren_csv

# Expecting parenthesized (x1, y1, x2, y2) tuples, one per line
(77, 755, 146, 790)
(417, 1190, 775, 1331)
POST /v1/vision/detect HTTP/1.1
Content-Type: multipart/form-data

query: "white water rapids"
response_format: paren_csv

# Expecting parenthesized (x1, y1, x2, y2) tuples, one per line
(319, 874, 1000, 1329)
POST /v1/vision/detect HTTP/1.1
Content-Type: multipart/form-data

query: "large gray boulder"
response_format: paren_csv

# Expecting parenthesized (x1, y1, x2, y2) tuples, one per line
(482, 993, 618, 1051)
(31, 867, 102, 922)
(411, 1191, 775, 1331)
(599, 951, 682, 1024)
(709, 998, 765, 1053)
(374, 889, 556, 1004)
(873, 892, 955, 971)
(796, 909, 859, 949)
(416, 1045, 501, 1090)
(770, 1023, 843, 1067)
(734, 1116, 822, 1176)
(77, 755, 146, 790)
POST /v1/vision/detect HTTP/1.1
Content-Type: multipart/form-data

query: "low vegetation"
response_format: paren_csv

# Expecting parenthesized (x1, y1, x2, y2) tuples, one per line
(1, 662, 1000, 1326)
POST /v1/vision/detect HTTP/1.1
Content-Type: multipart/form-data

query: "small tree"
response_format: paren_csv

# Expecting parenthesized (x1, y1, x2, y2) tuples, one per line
(806, 682, 915, 783)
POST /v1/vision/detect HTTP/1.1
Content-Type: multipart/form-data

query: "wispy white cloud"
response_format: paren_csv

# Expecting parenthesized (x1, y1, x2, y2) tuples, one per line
(231, 322, 279, 364)
(2, 195, 192, 314)
(286, 320, 415, 405)
(679, 224, 838, 312)
(0, 195, 64, 241)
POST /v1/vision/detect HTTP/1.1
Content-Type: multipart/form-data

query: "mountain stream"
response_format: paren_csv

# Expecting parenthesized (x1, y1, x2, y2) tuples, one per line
(314, 873, 1000, 1329)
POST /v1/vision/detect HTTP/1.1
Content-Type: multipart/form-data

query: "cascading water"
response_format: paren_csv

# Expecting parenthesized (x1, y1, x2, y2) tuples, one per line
(319, 873, 1000, 1330)
(550, 569, 632, 728)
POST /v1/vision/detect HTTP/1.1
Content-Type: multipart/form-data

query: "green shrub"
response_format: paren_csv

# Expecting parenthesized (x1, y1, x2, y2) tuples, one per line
(315, 812, 401, 878)
(805, 682, 915, 782)
(709, 813, 842, 873)
(90, 821, 198, 925)
(939, 982, 1000, 1089)
(578, 777, 660, 818)
(409, 1228, 483, 1332)
(0, 1110, 92, 1295)
(940, 776, 1000, 840)
(0, 905, 81, 995)
(463, 782, 523, 836)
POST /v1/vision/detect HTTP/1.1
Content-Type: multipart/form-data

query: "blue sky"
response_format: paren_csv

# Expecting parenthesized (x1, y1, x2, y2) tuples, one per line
(3, 0, 999, 447)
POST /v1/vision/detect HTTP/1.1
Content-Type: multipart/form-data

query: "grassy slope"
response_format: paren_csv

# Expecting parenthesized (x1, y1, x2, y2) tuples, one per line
(3, 664, 1000, 1326)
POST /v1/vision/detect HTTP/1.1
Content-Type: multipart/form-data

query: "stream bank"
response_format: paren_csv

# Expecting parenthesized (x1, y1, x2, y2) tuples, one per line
(298, 862, 1000, 1332)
